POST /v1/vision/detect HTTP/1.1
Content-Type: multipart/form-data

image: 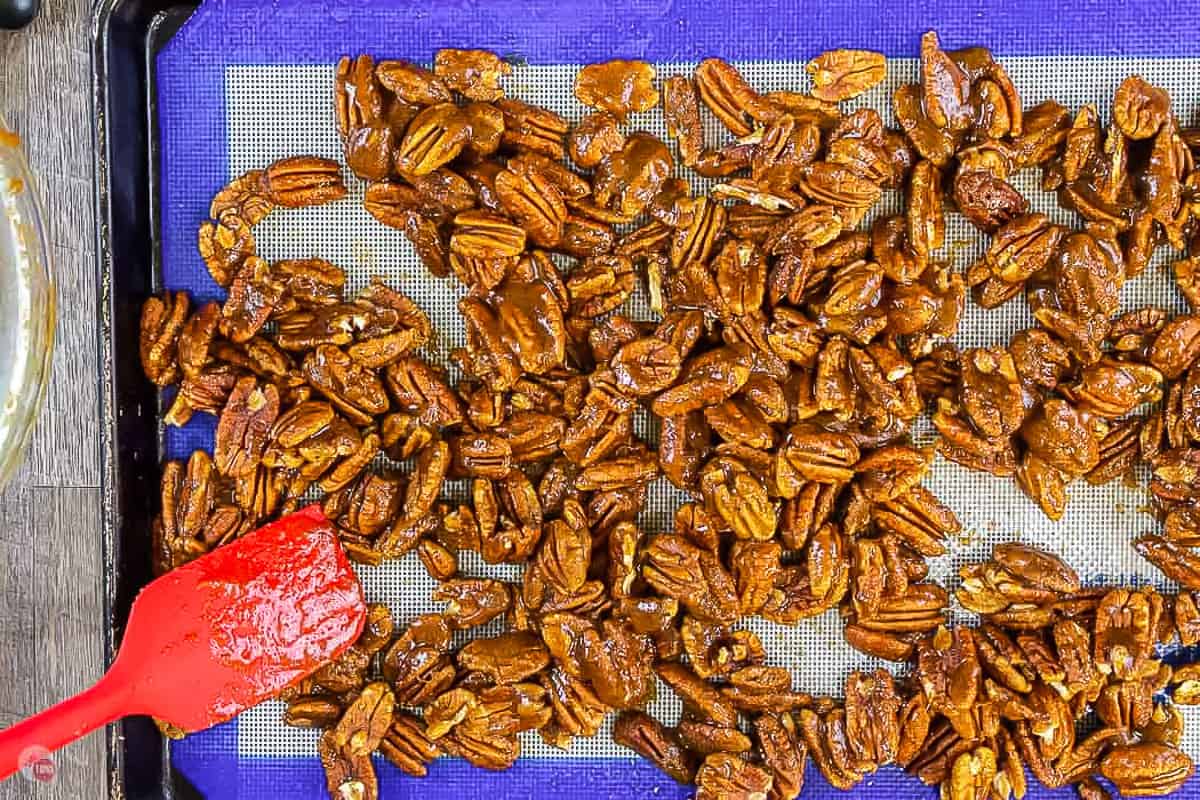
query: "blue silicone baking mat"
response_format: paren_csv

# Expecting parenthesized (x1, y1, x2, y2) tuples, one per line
(156, 0, 1200, 796)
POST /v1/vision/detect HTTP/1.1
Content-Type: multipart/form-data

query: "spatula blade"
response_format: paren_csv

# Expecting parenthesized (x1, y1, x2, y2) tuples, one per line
(112, 505, 365, 731)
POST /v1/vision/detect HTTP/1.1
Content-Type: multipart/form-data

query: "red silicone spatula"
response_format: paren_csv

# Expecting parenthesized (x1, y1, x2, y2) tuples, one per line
(0, 504, 366, 780)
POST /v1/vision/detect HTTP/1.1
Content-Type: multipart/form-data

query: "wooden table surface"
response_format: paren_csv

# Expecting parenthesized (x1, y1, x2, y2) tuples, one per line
(1, 0, 108, 795)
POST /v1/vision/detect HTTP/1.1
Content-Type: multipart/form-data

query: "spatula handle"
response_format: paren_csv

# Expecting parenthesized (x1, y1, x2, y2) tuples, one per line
(0, 671, 131, 781)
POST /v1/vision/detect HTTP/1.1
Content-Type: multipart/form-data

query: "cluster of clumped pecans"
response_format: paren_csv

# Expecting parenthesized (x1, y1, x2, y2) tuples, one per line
(139, 33, 1200, 800)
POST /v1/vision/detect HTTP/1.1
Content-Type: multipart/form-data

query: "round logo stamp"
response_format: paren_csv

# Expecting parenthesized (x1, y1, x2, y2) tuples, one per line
(17, 745, 56, 784)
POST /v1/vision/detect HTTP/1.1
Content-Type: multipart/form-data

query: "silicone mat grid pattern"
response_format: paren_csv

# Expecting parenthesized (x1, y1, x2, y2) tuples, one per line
(154, 1, 1200, 796)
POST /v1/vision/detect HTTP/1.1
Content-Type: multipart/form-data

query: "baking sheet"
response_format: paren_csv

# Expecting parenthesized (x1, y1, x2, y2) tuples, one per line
(156, 1, 1200, 796)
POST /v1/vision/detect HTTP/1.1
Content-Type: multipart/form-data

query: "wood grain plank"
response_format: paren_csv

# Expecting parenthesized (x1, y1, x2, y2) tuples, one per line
(0, 486, 104, 799)
(0, 0, 109, 794)
(30, 487, 104, 798)
(1, 0, 100, 489)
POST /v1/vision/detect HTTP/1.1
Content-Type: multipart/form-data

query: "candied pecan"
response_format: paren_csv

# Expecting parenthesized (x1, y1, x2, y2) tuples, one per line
(593, 133, 673, 219)
(798, 708, 864, 790)
(699, 456, 776, 541)
(381, 615, 455, 706)
(574, 59, 658, 119)
(677, 719, 752, 755)
(694, 58, 771, 137)
(1101, 743, 1193, 797)
(1021, 398, 1100, 478)
(807, 49, 886, 102)
(920, 31, 972, 131)
(753, 713, 807, 800)
(319, 730, 378, 800)
(916, 626, 980, 739)
(1113, 76, 1170, 140)
(953, 169, 1027, 232)
(379, 713, 440, 777)
(695, 752, 774, 800)
(210, 170, 274, 226)
(643, 534, 740, 623)
(944, 746, 997, 800)
(393, 103, 471, 176)
(220, 256, 284, 343)
(433, 48, 510, 101)
(894, 83, 957, 167)
(262, 156, 346, 207)
(844, 669, 901, 767)
(140, 291, 189, 386)
(496, 98, 569, 159)
(458, 631, 549, 684)
(1135, 535, 1200, 589)
(568, 111, 625, 170)
(214, 376, 280, 478)
(613, 712, 695, 784)
(1151, 314, 1200, 379)
(332, 682, 395, 757)
(302, 345, 389, 426)
(662, 75, 703, 167)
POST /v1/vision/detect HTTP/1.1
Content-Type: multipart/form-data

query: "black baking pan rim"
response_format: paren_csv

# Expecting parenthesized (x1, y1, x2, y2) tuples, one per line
(92, 0, 203, 796)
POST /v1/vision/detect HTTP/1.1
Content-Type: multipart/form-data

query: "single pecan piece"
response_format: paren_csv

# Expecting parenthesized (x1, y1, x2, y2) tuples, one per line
(319, 729, 378, 800)
(893, 83, 957, 167)
(220, 256, 284, 344)
(433, 48, 510, 101)
(1135, 535, 1200, 589)
(593, 133, 673, 218)
(433, 578, 511, 630)
(694, 58, 771, 137)
(754, 713, 807, 800)
(916, 626, 980, 740)
(807, 49, 886, 102)
(944, 746, 997, 800)
(375, 60, 451, 106)
(198, 211, 256, 287)
(450, 210, 527, 259)
(210, 173, 273, 235)
(283, 695, 341, 728)
(643, 534, 740, 623)
(613, 712, 695, 784)
(920, 31, 972, 131)
(952, 169, 1027, 232)
(574, 59, 658, 119)
(457, 631, 549, 685)
(844, 669, 901, 768)
(379, 713, 441, 778)
(302, 345, 389, 426)
(1150, 314, 1200, 379)
(1113, 76, 1170, 140)
(497, 98, 569, 159)
(565, 112, 624, 172)
(695, 752, 774, 800)
(662, 76, 703, 167)
(332, 682, 395, 757)
(699, 456, 776, 541)
(261, 156, 346, 207)
(495, 166, 566, 247)
(139, 291, 189, 386)
(381, 614, 455, 705)
(677, 719, 751, 755)
(1101, 743, 1193, 797)
(798, 708, 865, 790)
(779, 424, 859, 484)
(214, 376, 280, 478)
(394, 102, 471, 176)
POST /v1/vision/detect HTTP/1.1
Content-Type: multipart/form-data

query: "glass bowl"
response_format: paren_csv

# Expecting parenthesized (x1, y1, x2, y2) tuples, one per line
(0, 118, 54, 485)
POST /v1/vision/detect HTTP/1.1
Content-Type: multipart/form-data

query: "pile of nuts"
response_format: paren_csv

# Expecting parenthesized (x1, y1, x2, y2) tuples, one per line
(139, 33, 1200, 800)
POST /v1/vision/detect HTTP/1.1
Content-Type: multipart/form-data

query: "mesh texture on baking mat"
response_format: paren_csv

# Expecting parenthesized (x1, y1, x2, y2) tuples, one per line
(155, 1, 1200, 796)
